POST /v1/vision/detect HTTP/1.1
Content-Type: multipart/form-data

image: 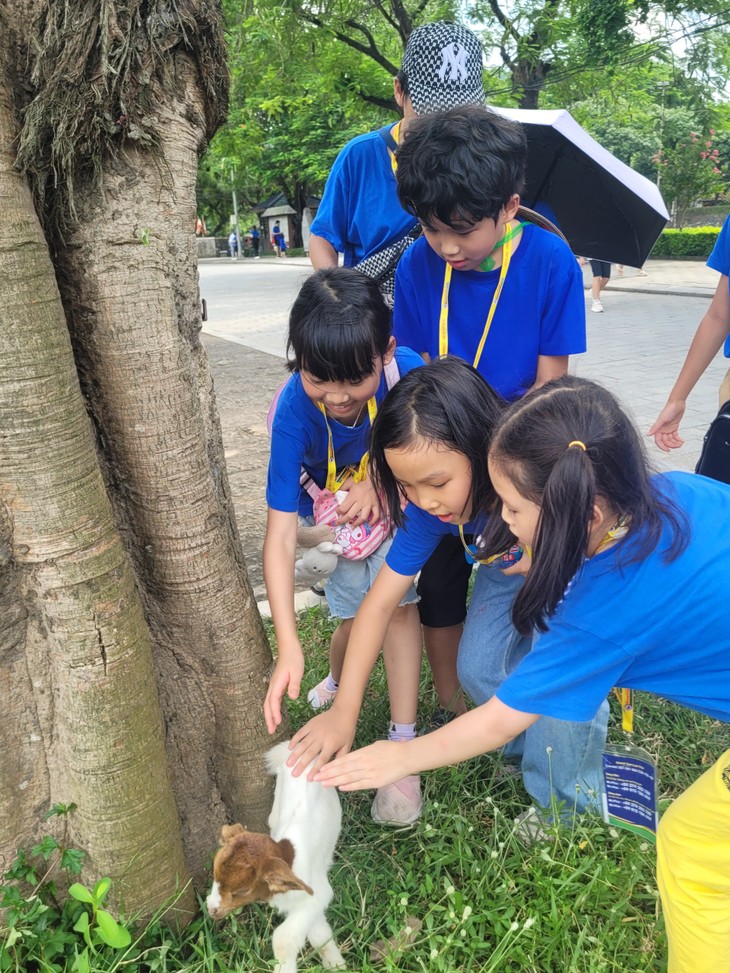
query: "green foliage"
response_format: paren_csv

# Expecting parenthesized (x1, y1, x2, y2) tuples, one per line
(651, 226, 721, 258)
(653, 129, 724, 226)
(0, 805, 133, 973)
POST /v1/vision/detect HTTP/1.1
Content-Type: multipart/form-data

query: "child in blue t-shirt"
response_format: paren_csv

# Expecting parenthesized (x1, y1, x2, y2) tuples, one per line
(263, 267, 424, 826)
(390, 104, 586, 758)
(287, 357, 608, 821)
(316, 374, 730, 973)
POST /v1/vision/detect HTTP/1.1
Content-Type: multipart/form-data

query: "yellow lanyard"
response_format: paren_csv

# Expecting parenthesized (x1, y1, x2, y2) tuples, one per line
(317, 398, 378, 493)
(388, 122, 401, 173)
(594, 514, 634, 733)
(438, 228, 514, 370)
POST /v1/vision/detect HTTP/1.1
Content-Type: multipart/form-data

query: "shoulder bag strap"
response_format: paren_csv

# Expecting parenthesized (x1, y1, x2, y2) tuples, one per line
(516, 205, 568, 245)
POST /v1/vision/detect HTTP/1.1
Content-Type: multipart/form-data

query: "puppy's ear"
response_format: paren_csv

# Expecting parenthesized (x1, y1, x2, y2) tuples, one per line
(262, 858, 314, 897)
(220, 823, 246, 844)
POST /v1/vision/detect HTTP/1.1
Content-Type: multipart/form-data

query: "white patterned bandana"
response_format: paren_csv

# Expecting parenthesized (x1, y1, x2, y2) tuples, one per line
(401, 21, 485, 115)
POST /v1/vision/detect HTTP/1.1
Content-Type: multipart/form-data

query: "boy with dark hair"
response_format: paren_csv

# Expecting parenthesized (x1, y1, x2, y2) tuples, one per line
(390, 104, 602, 825)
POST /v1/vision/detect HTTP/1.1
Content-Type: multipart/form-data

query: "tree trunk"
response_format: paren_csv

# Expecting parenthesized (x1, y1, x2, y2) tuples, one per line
(0, 0, 280, 911)
(51, 55, 277, 882)
(0, 76, 195, 919)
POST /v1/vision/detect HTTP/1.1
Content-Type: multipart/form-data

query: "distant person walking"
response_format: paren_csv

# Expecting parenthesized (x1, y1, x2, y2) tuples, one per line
(272, 222, 287, 258)
(228, 230, 238, 260)
(588, 259, 610, 312)
(251, 225, 260, 258)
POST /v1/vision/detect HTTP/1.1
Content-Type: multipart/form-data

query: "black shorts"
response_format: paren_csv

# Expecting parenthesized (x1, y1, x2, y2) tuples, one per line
(417, 534, 473, 628)
(589, 259, 611, 279)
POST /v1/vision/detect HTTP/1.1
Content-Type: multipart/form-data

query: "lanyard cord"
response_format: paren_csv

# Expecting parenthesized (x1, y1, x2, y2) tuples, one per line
(438, 221, 526, 370)
(317, 397, 378, 493)
(388, 122, 401, 173)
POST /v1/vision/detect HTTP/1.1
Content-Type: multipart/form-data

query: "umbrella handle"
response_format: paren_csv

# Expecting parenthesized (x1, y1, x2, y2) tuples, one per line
(516, 205, 568, 246)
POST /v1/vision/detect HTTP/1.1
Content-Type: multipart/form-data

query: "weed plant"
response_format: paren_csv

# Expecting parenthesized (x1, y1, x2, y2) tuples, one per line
(4, 604, 727, 971)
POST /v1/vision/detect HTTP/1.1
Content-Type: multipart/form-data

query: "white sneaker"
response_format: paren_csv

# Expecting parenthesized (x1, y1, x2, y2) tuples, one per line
(591, 300, 604, 313)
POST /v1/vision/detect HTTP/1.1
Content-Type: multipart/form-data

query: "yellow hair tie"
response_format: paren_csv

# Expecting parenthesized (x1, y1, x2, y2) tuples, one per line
(567, 440, 587, 451)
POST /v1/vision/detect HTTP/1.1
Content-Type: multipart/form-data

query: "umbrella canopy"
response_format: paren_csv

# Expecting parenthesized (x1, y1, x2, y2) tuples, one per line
(491, 107, 669, 267)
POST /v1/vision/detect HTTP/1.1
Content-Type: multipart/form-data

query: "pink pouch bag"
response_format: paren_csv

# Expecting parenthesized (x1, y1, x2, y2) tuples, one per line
(302, 478, 388, 561)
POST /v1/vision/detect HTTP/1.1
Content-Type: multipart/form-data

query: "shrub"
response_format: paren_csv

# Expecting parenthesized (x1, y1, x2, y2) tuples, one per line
(651, 226, 720, 258)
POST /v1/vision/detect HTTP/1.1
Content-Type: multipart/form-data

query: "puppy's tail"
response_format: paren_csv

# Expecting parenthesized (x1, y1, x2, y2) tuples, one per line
(265, 740, 291, 775)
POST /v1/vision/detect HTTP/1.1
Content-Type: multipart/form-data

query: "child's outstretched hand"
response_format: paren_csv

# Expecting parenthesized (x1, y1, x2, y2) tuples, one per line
(336, 478, 380, 526)
(264, 649, 305, 734)
(286, 707, 357, 779)
(314, 740, 411, 792)
(648, 400, 686, 452)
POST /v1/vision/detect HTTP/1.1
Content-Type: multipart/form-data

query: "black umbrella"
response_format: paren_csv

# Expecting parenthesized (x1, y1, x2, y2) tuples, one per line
(491, 107, 669, 267)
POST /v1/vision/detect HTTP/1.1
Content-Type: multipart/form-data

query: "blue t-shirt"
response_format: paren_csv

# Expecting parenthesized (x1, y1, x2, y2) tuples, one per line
(392, 226, 586, 401)
(310, 127, 417, 267)
(497, 471, 730, 724)
(707, 214, 730, 358)
(386, 504, 483, 576)
(266, 347, 423, 516)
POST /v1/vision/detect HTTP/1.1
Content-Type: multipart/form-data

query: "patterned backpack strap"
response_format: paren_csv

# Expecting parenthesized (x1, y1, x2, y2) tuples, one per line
(516, 205, 568, 245)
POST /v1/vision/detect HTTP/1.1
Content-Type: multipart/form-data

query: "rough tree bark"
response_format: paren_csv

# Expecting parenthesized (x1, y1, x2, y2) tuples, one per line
(0, 0, 278, 913)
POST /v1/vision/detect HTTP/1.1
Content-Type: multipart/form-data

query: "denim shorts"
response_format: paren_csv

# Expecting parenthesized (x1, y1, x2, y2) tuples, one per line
(302, 521, 419, 619)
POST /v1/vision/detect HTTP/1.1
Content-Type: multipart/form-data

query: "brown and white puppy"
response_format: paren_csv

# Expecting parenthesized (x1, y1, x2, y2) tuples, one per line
(206, 742, 345, 973)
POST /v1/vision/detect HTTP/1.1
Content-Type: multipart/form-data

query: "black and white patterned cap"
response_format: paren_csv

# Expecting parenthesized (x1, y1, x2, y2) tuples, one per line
(401, 21, 485, 115)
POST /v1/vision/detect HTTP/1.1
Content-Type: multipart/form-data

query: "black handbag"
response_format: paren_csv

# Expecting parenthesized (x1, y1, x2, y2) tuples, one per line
(695, 399, 730, 485)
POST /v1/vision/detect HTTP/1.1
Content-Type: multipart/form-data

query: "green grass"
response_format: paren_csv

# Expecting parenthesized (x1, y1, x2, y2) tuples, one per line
(6, 605, 727, 971)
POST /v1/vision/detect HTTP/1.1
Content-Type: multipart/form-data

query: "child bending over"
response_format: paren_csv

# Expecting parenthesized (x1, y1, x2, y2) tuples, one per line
(263, 267, 424, 826)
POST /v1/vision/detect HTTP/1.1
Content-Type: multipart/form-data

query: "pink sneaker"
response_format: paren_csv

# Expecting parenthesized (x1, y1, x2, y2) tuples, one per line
(371, 775, 422, 825)
(307, 677, 338, 710)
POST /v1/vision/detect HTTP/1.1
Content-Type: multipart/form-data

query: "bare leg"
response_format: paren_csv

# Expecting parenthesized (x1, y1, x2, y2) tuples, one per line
(422, 624, 466, 712)
(328, 618, 353, 684)
(382, 604, 422, 724)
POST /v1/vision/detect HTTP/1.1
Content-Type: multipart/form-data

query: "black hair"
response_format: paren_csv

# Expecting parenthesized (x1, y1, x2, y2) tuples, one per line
(395, 104, 526, 228)
(286, 268, 392, 383)
(395, 69, 409, 103)
(478, 375, 690, 635)
(369, 356, 505, 529)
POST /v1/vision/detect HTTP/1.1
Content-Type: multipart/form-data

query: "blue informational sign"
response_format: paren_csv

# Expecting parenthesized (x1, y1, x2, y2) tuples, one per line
(601, 745, 658, 842)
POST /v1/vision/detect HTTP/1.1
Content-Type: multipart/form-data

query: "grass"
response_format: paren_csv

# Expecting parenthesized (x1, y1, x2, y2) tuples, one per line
(6, 605, 727, 971)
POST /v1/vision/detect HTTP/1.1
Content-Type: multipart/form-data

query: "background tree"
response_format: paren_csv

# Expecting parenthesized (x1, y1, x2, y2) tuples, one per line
(653, 129, 724, 226)
(200, 0, 729, 230)
(0, 0, 276, 916)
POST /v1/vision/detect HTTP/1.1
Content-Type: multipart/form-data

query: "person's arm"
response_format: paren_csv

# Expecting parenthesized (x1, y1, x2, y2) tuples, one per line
(263, 508, 305, 733)
(648, 275, 730, 451)
(533, 354, 569, 389)
(308, 233, 339, 269)
(314, 697, 539, 790)
(287, 563, 415, 777)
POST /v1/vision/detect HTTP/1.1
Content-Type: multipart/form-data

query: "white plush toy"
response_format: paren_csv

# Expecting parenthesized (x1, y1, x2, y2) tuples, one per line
(294, 541, 343, 587)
